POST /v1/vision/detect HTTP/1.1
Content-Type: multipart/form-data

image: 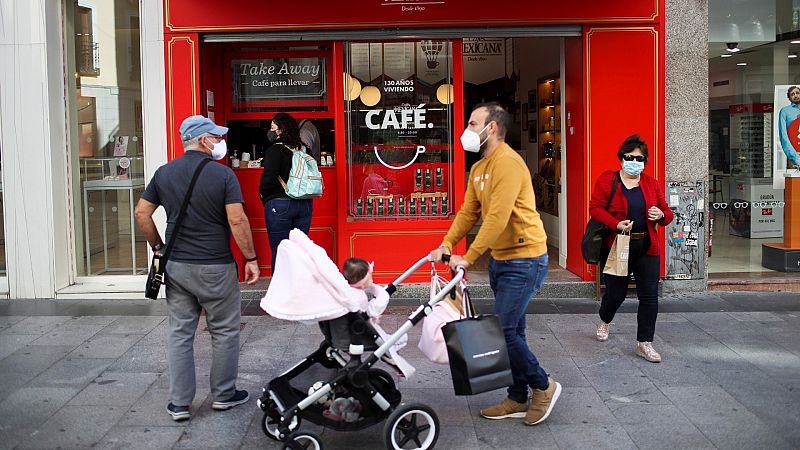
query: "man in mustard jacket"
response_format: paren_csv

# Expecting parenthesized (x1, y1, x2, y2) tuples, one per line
(431, 102, 561, 426)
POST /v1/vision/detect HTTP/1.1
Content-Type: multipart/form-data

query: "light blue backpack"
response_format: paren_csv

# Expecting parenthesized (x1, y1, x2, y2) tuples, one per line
(279, 145, 324, 199)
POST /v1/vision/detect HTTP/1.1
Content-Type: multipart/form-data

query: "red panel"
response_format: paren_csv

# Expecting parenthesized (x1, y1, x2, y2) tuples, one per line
(165, 34, 201, 160)
(165, 0, 659, 32)
(347, 225, 453, 283)
(583, 26, 663, 280)
(564, 36, 586, 278)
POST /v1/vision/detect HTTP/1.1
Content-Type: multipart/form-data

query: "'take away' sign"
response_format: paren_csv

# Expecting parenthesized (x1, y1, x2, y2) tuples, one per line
(231, 57, 327, 102)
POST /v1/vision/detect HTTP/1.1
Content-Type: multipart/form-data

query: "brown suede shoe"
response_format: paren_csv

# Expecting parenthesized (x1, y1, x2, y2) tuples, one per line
(480, 398, 528, 420)
(524, 377, 562, 426)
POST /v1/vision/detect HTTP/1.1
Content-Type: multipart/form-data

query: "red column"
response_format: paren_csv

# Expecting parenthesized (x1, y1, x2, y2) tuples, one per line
(164, 33, 201, 161)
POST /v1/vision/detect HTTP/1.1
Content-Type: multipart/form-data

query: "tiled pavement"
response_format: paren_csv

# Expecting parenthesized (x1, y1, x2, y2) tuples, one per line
(0, 291, 798, 449)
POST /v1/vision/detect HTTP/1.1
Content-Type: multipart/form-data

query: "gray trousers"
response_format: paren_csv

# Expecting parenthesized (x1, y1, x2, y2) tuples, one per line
(165, 261, 241, 406)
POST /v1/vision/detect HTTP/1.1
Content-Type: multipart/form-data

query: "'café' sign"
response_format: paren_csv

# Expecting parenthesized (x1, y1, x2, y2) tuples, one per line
(231, 57, 327, 102)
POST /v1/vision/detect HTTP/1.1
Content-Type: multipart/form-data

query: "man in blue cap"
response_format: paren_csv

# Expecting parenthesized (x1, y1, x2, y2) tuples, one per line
(135, 115, 260, 421)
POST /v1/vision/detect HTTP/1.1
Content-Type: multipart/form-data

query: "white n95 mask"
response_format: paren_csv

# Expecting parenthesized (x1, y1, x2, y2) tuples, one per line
(460, 123, 490, 153)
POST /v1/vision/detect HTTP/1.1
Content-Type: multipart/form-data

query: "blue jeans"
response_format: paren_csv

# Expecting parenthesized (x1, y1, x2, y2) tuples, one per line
(264, 197, 313, 270)
(489, 254, 550, 403)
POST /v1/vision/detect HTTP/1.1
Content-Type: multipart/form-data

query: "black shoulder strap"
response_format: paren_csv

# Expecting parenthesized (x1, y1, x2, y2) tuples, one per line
(162, 158, 212, 260)
(606, 171, 620, 210)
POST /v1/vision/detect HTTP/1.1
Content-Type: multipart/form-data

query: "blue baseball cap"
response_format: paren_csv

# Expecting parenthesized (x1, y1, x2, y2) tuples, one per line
(179, 115, 229, 140)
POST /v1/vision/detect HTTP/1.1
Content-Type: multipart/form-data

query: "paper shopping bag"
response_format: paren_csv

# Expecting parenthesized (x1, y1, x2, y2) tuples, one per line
(603, 233, 630, 276)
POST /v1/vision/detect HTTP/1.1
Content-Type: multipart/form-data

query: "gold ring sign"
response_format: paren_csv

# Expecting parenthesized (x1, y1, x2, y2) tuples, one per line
(373, 145, 426, 170)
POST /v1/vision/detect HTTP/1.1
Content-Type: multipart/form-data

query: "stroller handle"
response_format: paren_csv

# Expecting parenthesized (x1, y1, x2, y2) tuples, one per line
(385, 254, 465, 296)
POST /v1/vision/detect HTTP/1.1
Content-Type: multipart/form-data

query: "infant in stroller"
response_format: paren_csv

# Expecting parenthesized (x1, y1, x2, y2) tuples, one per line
(319, 258, 383, 346)
(261, 230, 413, 376)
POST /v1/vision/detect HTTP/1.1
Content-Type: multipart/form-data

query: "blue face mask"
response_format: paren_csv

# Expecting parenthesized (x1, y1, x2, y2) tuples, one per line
(622, 160, 645, 176)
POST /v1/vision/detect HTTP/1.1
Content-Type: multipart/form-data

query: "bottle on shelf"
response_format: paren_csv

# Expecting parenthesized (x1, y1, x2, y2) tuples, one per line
(231, 150, 240, 169)
(326, 152, 334, 166)
(355, 198, 363, 216)
(320, 151, 328, 166)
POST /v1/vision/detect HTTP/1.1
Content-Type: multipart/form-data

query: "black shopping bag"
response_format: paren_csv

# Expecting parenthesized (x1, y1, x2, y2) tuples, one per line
(442, 290, 513, 395)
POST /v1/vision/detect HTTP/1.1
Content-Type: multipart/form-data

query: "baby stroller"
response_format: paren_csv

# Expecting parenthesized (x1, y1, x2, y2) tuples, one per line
(258, 232, 464, 450)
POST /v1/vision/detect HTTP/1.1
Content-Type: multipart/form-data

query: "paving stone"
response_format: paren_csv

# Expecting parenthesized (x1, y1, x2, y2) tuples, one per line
(69, 372, 159, 406)
(102, 316, 166, 335)
(0, 333, 39, 360)
(535, 356, 591, 388)
(0, 386, 82, 448)
(524, 333, 566, 357)
(56, 315, 119, 333)
(0, 316, 72, 335)
(109, 344, 168, 373)
(17, 405, 126, 449)
(117, 387, 201, 427)
(0, 345, 74, 401)
(0, 315, 26, 328)
(400, 388, 473, 427)
(472, 414, 559, 449)
(694, 420, 795, 450)
(171, 396, 254, 449)
(94, 425, 186, 450)
(29, 328, 99, 347)
(682, 311, 746, 333)
(68, 333, 145, 359)
(702, 367, 800, 443)
(612, 404, 714, 449)
(660, 386, 760, 425)
(548, 423, 637, 450)
(630, 356, 717, 388)
(576, 356, 671, 408)
(29, 357, 115, 388)
(544, 387, 617, 425)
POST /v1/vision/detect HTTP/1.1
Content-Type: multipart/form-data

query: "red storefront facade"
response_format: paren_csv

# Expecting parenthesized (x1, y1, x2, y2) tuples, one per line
(162, 0, 666, 283)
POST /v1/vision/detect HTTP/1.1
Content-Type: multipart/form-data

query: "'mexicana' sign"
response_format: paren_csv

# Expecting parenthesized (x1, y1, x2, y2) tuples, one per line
(231, 57, 327, 102)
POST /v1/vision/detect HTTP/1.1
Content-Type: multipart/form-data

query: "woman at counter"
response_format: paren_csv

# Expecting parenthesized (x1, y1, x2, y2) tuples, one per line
(259, 113, 313, 270)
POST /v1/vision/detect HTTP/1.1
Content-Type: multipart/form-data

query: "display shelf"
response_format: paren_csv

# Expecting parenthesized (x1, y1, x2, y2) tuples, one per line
(535, 74, 561, 216)
(729, 103, 772, 178)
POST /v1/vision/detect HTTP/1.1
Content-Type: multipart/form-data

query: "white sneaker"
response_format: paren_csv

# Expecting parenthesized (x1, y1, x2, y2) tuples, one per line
(596, 321, 610, 341)
(636, 341, 662, 363)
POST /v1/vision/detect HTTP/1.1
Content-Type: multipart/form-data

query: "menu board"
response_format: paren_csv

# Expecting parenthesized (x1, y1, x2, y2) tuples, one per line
(231, 57, 327, 103)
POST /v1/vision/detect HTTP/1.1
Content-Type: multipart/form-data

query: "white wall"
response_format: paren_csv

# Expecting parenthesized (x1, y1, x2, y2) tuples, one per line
(0, 0, 71, 298)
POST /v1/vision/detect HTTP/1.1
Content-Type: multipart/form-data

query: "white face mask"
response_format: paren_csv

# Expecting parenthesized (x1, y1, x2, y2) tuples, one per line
(210, 139, 228, 161)
(460, 123, 491, 153)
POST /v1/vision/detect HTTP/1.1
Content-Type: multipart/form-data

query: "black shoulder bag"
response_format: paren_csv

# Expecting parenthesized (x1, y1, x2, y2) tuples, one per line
(145, 158, 211, 299)
(581, 172, 620, 265)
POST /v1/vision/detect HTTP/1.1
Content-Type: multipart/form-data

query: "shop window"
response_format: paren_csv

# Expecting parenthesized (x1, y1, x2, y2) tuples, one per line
(707, 0, 800, 274)
(66, 0, 146, 276)
(344, 41, 454, 219)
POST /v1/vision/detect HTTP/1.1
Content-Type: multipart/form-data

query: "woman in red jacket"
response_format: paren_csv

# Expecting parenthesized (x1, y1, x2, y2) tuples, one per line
(589, 135, 674, 362)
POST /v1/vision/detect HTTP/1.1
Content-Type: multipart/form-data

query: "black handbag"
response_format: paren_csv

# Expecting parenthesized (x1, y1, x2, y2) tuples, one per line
(581, 173, 620, 265)
(145, 158, 211, 299)
(442, 288, 513, 396)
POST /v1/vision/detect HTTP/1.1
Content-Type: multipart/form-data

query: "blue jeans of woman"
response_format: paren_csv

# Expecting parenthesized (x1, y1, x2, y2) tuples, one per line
(264, 197, 313, 270)
(599, 238, 660, 342)
(489, 254, 550, 403)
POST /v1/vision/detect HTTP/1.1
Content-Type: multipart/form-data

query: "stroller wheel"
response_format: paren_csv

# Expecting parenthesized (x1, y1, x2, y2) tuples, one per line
(383, 403, 439, 450)
(262, 406, 300, 441)
(282, 431, 323, 450)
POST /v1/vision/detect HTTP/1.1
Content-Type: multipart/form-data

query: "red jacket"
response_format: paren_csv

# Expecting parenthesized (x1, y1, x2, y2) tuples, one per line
(589, 170, 674, 256)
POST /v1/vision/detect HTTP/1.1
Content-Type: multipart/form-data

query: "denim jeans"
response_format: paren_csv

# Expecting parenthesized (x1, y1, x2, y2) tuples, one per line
(489, 253, 550, 403)
(599, 239, 660, 342)
(264, 197, 313, 270)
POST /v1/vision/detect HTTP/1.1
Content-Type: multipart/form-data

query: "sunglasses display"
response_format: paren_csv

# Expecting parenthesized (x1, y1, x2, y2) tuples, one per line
(623, 154, 645, 162)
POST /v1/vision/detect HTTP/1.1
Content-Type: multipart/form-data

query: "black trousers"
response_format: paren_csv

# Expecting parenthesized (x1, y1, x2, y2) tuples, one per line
(599, 238, 660, 342)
